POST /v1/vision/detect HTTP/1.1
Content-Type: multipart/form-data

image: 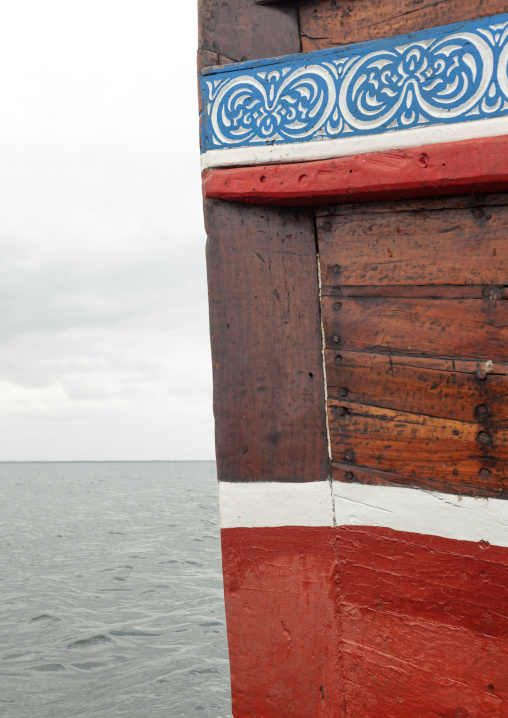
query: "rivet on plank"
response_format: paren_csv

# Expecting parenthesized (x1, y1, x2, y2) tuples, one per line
(477, 431, 492, 446)
(476, 360, 493, 381)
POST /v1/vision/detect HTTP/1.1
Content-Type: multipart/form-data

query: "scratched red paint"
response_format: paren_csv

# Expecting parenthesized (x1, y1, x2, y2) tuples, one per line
(203, 135, 508, 207)
(221, 526, 508, 718)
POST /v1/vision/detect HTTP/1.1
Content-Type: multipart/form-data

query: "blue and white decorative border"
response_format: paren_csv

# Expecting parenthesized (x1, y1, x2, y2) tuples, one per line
(200, 14, 508, 169)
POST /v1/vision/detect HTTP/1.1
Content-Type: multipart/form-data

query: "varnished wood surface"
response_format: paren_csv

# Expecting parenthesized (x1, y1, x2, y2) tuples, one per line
(322, 296, 508, 361)
(205, 200, 328, 482)
(326, 350, 508, 424)
(318, 204, 508, 287)
(299, 0, 508, 51)
(319, 193, 508, 498)
(329, 399, 507, 496)
(331, 460, 505, 498)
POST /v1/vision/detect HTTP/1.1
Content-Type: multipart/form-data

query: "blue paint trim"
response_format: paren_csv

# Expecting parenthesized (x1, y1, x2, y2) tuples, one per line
(199, 13, 508, 154)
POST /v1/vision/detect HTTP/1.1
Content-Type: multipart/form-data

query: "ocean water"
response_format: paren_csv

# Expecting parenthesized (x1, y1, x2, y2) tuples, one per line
(0, 461, 232, 718)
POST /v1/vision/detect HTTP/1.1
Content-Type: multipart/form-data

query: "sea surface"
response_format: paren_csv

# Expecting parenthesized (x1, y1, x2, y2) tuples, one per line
(0, 461, 232, 718)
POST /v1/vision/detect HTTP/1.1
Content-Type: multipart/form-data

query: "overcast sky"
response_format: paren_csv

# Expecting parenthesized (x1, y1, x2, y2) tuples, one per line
(0, 2, 215, 460)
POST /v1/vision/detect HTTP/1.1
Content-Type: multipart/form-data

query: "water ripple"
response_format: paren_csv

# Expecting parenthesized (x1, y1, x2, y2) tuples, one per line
(0, 461, 230, 718)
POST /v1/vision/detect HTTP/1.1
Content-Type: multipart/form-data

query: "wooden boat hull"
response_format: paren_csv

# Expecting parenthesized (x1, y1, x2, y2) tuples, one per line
(199, 2, 508, 715)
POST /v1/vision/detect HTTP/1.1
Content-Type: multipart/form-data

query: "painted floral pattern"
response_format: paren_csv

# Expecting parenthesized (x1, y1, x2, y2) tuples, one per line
(200, 15, 508, 151)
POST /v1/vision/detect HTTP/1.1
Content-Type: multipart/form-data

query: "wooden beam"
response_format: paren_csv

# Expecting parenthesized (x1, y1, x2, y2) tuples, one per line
(202, 136, 508, 206)
(205, 200, 328, 482)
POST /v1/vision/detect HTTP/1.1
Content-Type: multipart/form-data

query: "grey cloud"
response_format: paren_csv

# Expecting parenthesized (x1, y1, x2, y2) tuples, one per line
(0, 2, 214, 460)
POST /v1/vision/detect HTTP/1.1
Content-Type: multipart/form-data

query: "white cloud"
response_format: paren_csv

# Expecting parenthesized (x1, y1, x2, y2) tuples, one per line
(0, 1, 215, 459)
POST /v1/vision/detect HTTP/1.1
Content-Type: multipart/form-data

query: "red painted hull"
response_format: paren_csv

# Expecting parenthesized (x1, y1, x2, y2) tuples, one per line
(222, 526, 508, 718)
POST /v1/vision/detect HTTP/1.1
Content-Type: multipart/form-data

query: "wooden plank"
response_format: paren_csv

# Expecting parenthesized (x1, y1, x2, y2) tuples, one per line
(338, 525, 508, 642)
(315, 193, 508, 217)
(328, 400, 508, 496)
(325, 286, 508, 298)
(327, 349, 508, 376)
(299, 0, 508, 51)
(198, 0, 300, 64)
(326, 350, 508, 424)
(331, 460, 505, 499)
(205, 199, 328, 482)
(322, 296, 508, 361)
(318, 203, 508, 287)
(202, 137, 508, 207)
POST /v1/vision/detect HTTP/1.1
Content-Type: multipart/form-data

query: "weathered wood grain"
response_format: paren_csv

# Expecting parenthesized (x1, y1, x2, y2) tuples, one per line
(328, 349, 508, 376)
(299, 0, 508, 51)
(325, 286, 508, 298)
(205, 199, 328, 482)
(331, 460, 504, 498)
(318, 204, 508, 287)
(326, 350, 508, 424)
(315, 192, 508, 217)
(197, 49, 237, 73)
(320, 193, 508, 498)
(322, 296, 508, 361)
(328, 399, 508, 495)
(256, 0, 311, 4)
(198, 0, 300, 63)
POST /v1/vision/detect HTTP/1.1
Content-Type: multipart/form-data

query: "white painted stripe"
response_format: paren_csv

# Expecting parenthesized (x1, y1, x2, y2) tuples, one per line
(333, 482, 508, 548)
(218, 480, 508, 547)
(201, 116, 508, 170)
(218, 480, 334, 529)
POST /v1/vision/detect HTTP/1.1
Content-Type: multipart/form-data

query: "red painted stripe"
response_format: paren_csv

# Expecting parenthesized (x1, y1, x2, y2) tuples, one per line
(222, 526, 343, 718)
(203, 135, 508, 206)
(221, 525, 508, 718)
